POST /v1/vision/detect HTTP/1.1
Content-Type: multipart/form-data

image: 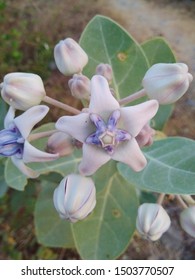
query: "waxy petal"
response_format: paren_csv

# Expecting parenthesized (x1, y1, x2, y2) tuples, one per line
(89, 75, 119, 117)
(79, 143, 110, 176)
(23, 141, 59, 163)
(120, 100, 159, 137)
(11, 156, 39, 178)
(4, 106, 15, 129)
(56, 112, 93, 143)
(112, 138, 147, 171)
(14, 105, 49, 139)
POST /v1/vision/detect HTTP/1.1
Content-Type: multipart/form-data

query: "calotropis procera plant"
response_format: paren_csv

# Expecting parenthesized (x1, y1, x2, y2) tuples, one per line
(0, 15, 195, 260)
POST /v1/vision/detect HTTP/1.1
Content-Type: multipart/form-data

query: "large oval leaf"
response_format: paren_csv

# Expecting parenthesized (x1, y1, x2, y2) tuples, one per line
(34, 180, 75, 248)
(72, 163, 138, 259)
(118, 137, 195, 194)
(80, 15, 149, 100)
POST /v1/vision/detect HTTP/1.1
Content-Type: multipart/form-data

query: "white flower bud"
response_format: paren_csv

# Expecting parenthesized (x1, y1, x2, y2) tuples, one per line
(0, 72, 46, 110)
(96, 63, 113, 84)
(142, 63, 193, 104)
(54, 38, 88, 75)
(46, 132, 73, 157)
(136, 203, 171, 241)
(68, 74, 90, 100)
(180, 206, 195, 238)
(53, 174, 96, 223)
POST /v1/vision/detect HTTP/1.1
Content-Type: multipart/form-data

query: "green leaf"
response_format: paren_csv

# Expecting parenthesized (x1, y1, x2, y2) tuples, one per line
(34, 180, 75, 248)
(141, 37, 176, 130)
(0, 162, 8, 197)
(72, 163, 138, 259)
(118, 137, 195, 194)
(80, 15, 149, 100)
(0, 98, 7, 130)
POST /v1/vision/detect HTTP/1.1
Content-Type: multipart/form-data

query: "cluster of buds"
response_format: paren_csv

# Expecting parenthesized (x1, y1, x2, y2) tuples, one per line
(0, 36, 194, 226)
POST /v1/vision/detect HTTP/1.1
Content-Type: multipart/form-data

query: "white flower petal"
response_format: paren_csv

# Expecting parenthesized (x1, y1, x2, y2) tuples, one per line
(56, 112, 93, 143)
(120, 100, 159, 137)
(4, 106, 15, 129)
(89, 75, 119, 117)
(79, 143, 110, 176)
(13, 105, 49, 138)
(23, 141, 59, 163)
(112, 138, 147, 171)
(11, 156, 39, 178)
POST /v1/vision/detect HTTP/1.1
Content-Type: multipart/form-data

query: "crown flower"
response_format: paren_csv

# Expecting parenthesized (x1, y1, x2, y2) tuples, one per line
(0, 105, 58, 178)
(56, 75, 159, 176)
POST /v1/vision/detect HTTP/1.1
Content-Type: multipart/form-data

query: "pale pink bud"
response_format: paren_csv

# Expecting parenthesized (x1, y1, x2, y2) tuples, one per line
(68, 74, 90, 100)
(0, 72, 46, 110)
(135, 124, 155, 147)
(53, 174, 96, 223)
(54, 38, 88, 75)
(46, 132, 73, 157)
(136, 203, 171, 241)
(96, 63, 113, 84)
(142, 63, 193, 104)
(180, 206, 195, 238)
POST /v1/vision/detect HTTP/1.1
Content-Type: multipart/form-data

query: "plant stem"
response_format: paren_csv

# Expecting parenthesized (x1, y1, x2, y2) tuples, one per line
(43, 96, 81, 115)
(119, 89, 146, 106)
(176, 195, 188, 209)
(28, 129, 57, 142)
(181, 195, 195, 206)
(157, 193, 166, 205)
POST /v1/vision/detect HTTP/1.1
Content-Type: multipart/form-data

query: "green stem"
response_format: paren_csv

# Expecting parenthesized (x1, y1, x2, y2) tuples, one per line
(43, 96, 81, 115)
(119, 89, 146, 106)
(28, 129, 57, 142)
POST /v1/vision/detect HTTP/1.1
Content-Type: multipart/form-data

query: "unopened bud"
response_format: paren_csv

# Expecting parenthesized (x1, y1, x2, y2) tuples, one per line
(46, 132, 73, 157)
(96, 63, 113, 84)
(136, 203, 171, 241)
(135, 124, 155, 147)
(1, 72, 46, 110)
(180, 206, 195, 238)
(68, 74, 90, 100)
(53, 174, 96, 223)
(54, 38, 88, 75)
(142, 63, 193, 104)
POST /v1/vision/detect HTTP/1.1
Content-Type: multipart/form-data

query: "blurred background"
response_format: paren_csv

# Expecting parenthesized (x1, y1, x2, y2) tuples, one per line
(0, 0, 195, 259)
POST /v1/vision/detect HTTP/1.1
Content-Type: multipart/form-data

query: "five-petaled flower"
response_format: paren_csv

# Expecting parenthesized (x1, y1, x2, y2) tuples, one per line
(0, 105, 59, 178)
(56, 75, 159, 176)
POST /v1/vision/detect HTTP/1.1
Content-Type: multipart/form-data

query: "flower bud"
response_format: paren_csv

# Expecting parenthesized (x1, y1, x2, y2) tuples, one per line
(53, 174, 96, 223)
(46, 132, 73, 157)
(0, 72, 46, 110)
(180, 206, 195, 238)
(54, 38, 88, 75)
(96, 63, 113, 84)
(68, 74, 90, 100)
(136, 203, 171, 241)
(142, 63, 193, 104)
(135, 124, 155, 147)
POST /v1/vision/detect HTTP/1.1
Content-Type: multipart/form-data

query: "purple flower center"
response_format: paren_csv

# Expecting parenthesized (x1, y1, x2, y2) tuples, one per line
(0, 126, 24, 158)
(86, 110, 131, 154)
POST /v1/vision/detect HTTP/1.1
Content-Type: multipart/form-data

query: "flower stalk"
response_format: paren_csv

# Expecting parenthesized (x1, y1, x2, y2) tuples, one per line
(118, 89, 146, 105)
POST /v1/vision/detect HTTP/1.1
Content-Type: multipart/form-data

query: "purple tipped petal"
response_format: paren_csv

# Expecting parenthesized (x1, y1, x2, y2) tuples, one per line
(23, 141, 59, 163)
(14, 105, 49, 138)
(112, 138, 147, 171)
(90, 113, 106, 132)
(89, 75, 119, 117)
(120, 100, 159, 137)
(107, 110, 120, 131)
(115, 129, 131, 142)
(79, 143, 110, 176)
(11, 156, 39, 178)
(85, 132, 101, 146)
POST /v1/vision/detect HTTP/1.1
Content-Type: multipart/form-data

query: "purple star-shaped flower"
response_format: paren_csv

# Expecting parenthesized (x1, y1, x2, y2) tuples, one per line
(56, 75, 159, 176)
